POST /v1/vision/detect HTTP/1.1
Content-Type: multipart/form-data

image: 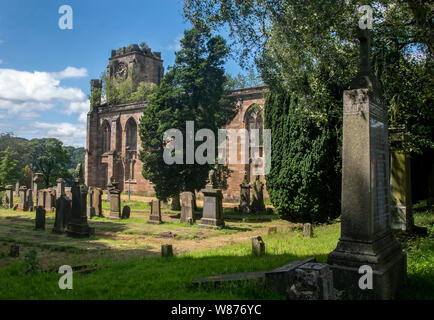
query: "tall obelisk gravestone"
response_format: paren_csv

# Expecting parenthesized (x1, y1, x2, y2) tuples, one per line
(327, 29, 406, 299)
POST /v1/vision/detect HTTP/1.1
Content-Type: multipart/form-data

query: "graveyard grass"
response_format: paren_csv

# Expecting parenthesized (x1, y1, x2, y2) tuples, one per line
(0, 202, 432, 300)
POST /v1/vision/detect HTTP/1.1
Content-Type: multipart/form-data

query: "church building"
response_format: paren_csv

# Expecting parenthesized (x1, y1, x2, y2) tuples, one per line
(84, 44, 267, 200)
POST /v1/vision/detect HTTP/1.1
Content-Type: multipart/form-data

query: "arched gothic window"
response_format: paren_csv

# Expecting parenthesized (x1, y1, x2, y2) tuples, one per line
(125, 117, 137, 151)
(245, 104, 264, 157)
(244, 105, 264, 180)
(102, 120, 111, 153)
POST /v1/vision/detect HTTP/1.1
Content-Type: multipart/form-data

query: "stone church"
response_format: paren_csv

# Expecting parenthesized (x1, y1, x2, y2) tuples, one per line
(84, 44, 267, 200)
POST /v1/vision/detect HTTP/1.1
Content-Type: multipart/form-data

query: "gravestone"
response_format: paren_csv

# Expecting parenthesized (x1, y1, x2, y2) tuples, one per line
(92, 187, 103, 217)
(53, 195, 71, 234)
(18, 186, 28, 211)
(56, 178, 65, 199)
(239, 172, 251, 213)
(14, 181, 19, 197)
(44, 189, 56, 213)
(27, 189, 34, 210)
(250, 175, 265, 213)
(108, 179, 121, 219)
(121, 206, 131, 219)
(327, 29, 406, 299)
(199, 170, 225, 228)
(148, 200, 162, 224)
(303, 223, 313, 238)
(66, 165, 93, 238)
(33, 173, 44, 205)
(35, 206, 46, 230)
(9, 244, 19, 257)
(65, 187, 72, 200)
(389, 127, 414, 232)
(38, 190, 46, 209)
(5, 185, 14, 209)
(180, 192, 194, 224)
(287, 263, 336, 300)
(252, 236, 265, 256)
(87, 186, 95, 218)
(161, 244, 173, 257)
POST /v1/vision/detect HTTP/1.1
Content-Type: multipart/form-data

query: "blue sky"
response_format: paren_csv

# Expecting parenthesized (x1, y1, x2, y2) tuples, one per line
(0, 0, 244, 147)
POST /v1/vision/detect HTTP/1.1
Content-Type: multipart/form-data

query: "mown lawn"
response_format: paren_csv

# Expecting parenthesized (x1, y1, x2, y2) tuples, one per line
(0, 206, 432, 300)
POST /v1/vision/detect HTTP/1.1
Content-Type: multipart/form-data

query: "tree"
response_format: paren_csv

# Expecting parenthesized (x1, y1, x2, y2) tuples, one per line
(264, 89, 341, 222)
(0, 147, 20, 186)
(139, 26, 236, 200)
(183, 0, 433, 152)
(183, 0, 433, 221)
(28, 138, 71, 188)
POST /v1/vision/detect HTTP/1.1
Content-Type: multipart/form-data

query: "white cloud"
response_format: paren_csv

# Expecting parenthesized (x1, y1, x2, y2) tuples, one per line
(0, 66, 88, 120)
(0, 59, 3, 65)
(53, 67, 88, 79)
(32, 121, 86, 147)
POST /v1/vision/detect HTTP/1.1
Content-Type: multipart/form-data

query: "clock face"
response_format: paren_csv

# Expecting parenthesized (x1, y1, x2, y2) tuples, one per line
(114, 62, 128, 79)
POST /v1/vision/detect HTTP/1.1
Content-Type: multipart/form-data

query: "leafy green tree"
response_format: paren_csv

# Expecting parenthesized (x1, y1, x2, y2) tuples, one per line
(139, 26, 236, 200)
(264, 89, 341, 222)
(183, 0, 433, 152)
(28, 138, 71, 188)
(0, 147, 20, 186)
(183, 0, 433, 221)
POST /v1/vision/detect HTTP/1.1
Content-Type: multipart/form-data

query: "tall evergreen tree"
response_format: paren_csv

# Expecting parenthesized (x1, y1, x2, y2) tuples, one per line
(139, 26, 236, 200)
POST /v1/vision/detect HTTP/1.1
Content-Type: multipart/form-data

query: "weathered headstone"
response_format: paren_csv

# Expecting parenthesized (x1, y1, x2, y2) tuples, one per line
(287, 263, 336, 300)
(18, 186, 28, 211)
(66, 165, 93, 237)
(56, 178, 65, 199)
(239, 171, 251, 213)
(92, 187, 103, 217)
(5, 185, 14, 209)
(65, 187, 72, 200)
(252, 236, 265, 256)
(14, 181, 19, 197)
(33, 173, 44, 205)
(250, 175, 265, 213)
(180, 192, 195, 224)
(35, 206, 46, 230)
(390, 127, 414, 232)
(27, 189, 34, 210)
(303, 223, 313, 238)
(38, 190, 45, 209)
(327, 29, 406, 300)
(108, 179, 121, 219)
(53, 195, 71, 234)
(199, 170, 225, 228)
(148, 200, 162, 224)
(161, 244, 173, 257)
(9, 244, 19, 257)
(44, 189, 56, 213)
(121, 205, 131, 219)
(265, 258, 316, 296)
(87, 186, 95, 218)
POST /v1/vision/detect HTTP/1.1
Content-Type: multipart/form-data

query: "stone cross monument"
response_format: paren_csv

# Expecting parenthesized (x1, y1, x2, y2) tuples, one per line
(327, 29, 406, 299)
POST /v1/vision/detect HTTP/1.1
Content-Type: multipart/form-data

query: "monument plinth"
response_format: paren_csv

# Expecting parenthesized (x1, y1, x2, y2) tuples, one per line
(199, 170, 225, 228)
(327, 29, 406, 299)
